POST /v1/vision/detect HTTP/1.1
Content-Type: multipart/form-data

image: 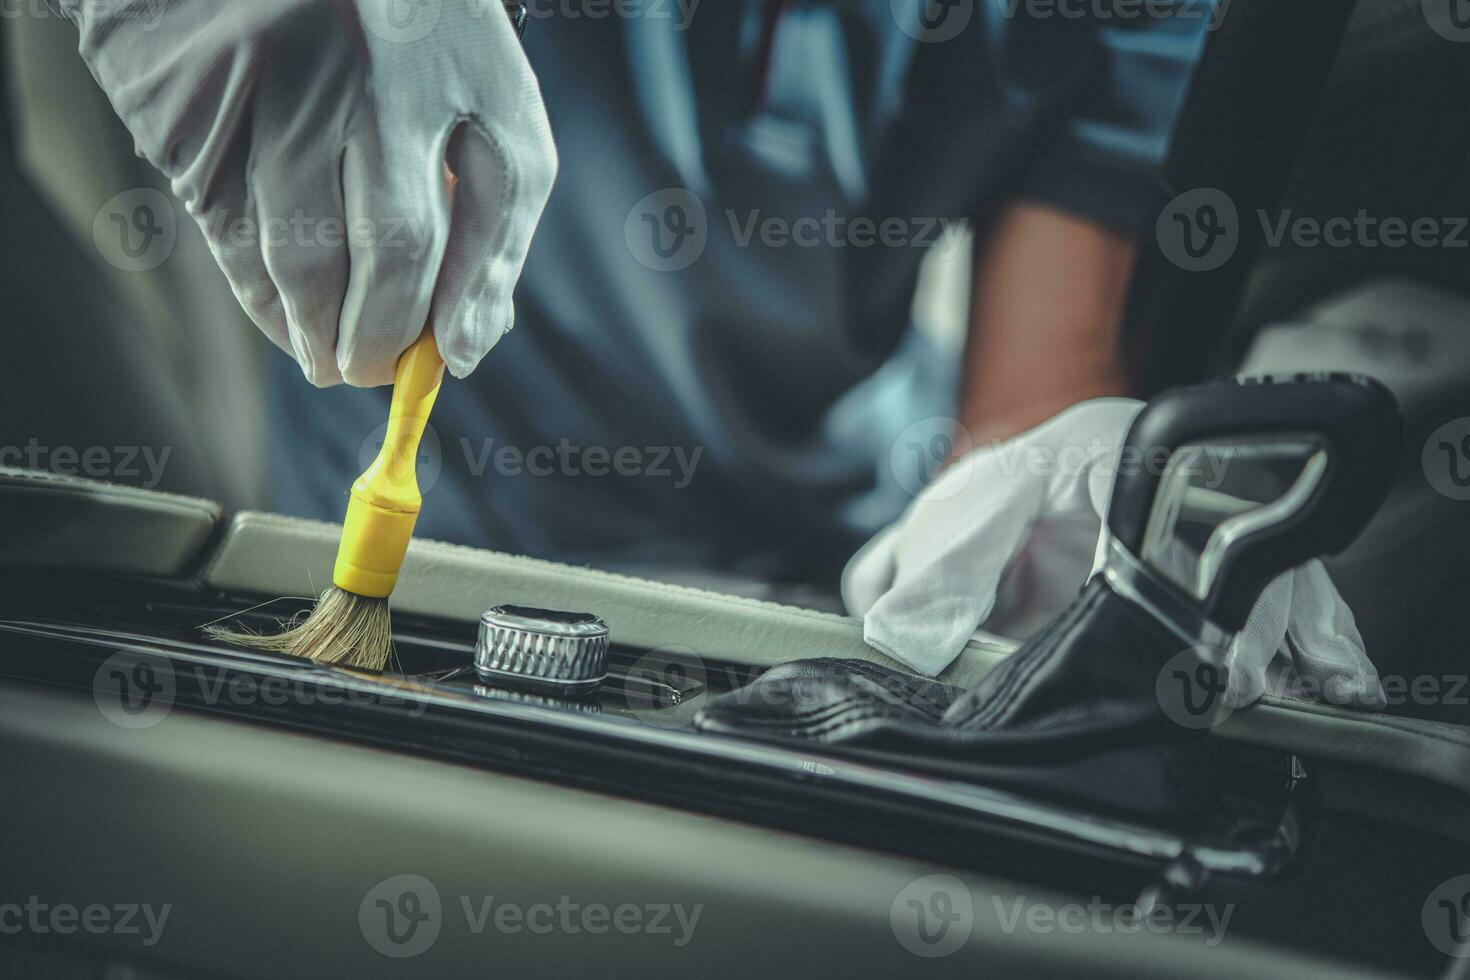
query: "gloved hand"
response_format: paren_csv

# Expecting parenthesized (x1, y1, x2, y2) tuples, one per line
(843, 398, 1384, 709)
(58, 0, 557, 386)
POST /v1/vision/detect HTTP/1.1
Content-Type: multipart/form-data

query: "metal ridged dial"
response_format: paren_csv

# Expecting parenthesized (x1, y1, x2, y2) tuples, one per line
(474, 605, 609, 697)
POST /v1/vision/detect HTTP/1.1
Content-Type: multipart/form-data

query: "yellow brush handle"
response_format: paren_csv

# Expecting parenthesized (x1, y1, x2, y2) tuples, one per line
(333, 329, 447, 598)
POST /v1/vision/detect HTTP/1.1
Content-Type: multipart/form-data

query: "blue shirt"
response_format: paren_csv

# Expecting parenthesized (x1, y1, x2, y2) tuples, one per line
(271, 0, 1210, 582)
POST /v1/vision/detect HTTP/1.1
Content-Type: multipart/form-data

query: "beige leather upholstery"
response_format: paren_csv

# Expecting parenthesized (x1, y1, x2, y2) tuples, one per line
(0, 467, 220, 578)
(201, 511, 1015, 685)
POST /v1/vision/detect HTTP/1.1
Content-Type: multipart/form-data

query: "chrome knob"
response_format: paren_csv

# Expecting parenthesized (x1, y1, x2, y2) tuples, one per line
(474, 605, 609, 697)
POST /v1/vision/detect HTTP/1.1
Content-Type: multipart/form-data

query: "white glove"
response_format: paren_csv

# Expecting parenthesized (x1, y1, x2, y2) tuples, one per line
(843, 399, 1384, 710)
(60, 0, 557, 386)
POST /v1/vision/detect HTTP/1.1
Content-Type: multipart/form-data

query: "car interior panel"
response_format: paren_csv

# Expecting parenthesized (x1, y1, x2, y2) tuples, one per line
(4, 0, 1470, 977)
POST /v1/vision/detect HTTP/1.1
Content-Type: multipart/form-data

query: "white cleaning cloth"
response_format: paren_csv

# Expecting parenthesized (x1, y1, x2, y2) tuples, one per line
(843, 399, 1384, 710)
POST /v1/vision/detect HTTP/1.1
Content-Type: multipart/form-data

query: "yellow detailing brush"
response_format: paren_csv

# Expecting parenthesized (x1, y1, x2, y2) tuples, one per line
(208, 329, 445, 671)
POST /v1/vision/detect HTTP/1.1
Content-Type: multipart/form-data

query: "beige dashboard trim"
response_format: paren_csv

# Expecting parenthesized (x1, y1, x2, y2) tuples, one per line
(201, 511, 1015, 683)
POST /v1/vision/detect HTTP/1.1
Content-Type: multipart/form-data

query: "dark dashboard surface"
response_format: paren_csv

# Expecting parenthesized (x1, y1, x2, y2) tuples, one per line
(1, 571, 1467, 978)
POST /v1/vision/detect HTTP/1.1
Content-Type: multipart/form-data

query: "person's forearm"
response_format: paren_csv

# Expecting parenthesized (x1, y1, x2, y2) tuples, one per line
(956, 202, 1137, 445)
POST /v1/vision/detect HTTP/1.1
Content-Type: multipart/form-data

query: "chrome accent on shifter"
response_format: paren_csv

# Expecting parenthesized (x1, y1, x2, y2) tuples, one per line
(475, 605, 609, 697)
(1139, 435, 1329, 603)
(1103, 539, 1232, 652)
(1194, 448, 1327, 599)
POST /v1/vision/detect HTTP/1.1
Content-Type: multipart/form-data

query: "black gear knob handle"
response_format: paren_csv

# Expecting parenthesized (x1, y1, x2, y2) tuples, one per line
(1105, 373, 1401, 634)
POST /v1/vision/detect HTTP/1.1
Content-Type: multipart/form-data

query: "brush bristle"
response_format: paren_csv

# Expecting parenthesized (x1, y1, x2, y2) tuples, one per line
(205, 588, 396, 672)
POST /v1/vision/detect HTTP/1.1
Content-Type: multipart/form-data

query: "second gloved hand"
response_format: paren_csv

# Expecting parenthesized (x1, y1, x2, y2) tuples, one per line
(59, 0, 557, 386)
(842, 399, 1384, 709)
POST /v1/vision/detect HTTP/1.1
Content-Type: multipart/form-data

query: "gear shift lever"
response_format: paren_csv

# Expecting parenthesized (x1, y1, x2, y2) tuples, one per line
(696, 375, 1402, 776)
(1102, 373, 1400, 646)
